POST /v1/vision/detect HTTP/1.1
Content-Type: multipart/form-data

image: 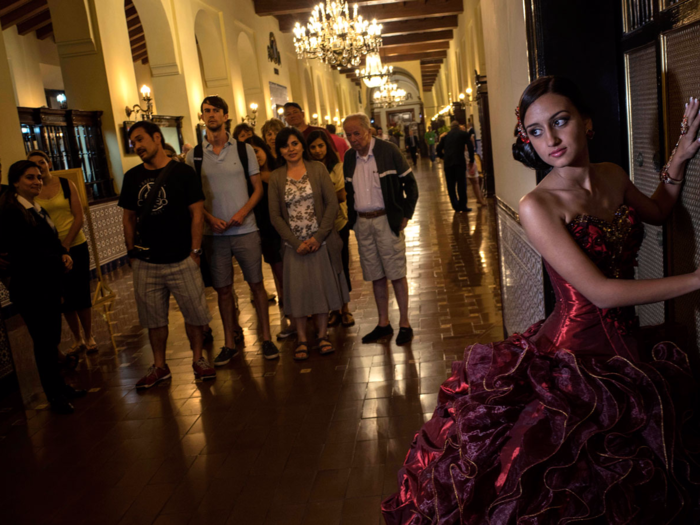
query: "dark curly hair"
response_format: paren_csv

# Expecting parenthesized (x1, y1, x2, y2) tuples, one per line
(512, 76, 592, 170)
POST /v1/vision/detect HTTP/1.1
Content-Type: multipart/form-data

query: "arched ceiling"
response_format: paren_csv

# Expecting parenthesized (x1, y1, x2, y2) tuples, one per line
(254, 0, 461, 92)
(125, 0, 149, 64)
(0, 0, 53, 40)
(0, 1, 149, 65)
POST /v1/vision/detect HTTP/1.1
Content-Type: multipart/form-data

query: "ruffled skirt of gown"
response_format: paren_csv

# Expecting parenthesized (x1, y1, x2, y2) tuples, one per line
(381, 323, 700, 524)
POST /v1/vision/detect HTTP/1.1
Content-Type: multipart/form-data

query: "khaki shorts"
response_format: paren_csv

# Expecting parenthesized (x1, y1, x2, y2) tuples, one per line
(204, 231, 264, 288)
(132, 257, 211, 329)
(354, 214, 407, 282)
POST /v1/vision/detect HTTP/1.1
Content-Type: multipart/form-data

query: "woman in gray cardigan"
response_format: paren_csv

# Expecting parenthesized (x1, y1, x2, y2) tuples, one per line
(268, 128, 349, 360)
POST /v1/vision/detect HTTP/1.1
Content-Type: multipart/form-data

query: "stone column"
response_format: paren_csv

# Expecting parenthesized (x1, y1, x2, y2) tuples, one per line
(48, 0, 141, 190)
(0, 30, 29, 168)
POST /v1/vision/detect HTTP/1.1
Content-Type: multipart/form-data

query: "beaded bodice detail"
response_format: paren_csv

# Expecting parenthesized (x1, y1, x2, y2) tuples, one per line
(536, 205, 645, 348)
(566, 205, 644, 280)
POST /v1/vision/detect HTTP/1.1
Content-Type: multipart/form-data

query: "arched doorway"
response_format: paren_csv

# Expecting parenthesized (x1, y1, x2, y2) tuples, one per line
(132, 0, 178, 76)
(316, 76, 327, 123)
(237, 32, 263, 122)
(195, 10, 228, 91)
(303, 67, 317, 116)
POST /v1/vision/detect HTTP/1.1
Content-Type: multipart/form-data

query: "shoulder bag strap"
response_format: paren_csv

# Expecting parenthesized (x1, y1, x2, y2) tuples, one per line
(237, 140, 263, 224)
(193, 144, 203, 177)
(59, 177, 72, 205)
(138, 160, 177, 226)
(237, 141, 251, 190)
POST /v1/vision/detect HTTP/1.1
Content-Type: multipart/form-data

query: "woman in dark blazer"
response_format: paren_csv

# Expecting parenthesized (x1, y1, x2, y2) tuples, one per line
(268, 128, 349, 360)
(0, 160, 84, 414)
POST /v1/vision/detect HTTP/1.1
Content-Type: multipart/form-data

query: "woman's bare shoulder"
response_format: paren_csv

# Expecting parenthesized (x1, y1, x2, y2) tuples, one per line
(520, 185, 565, 226)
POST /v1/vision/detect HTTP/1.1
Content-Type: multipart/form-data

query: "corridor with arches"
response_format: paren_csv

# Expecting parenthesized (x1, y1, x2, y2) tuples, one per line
(0, 159, 502, 525)
(2, 0, 698, 522)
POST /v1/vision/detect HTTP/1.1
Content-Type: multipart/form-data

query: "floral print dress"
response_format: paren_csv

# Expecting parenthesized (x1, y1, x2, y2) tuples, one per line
(285, 173, 319, 241)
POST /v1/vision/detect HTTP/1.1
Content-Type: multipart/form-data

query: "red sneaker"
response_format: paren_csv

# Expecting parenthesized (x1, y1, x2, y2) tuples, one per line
(192, 357, 216, 382)
(136, 364, 171, 389)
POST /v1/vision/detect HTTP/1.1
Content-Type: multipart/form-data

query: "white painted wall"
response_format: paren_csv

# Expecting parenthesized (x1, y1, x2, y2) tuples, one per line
(480, 0, 536, 212)
(3, 27, 47, 107)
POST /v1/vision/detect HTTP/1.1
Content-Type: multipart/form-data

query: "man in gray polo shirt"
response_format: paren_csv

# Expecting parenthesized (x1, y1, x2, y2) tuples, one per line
(186, 96, 279, 362)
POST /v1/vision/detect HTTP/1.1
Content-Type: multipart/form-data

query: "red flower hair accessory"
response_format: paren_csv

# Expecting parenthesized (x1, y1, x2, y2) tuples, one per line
(515, 107, 530, 144)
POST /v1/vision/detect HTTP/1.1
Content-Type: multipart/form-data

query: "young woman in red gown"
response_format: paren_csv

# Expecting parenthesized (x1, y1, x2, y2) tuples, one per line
(381, 76, 700, 524)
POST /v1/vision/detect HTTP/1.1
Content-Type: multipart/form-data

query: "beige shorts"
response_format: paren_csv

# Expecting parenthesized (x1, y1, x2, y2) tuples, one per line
(354, 215, 407, 282)
(132, 257, 211, 329)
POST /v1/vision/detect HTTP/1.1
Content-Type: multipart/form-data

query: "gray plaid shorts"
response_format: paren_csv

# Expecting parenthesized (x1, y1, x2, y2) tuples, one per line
(132, 257, 211, 329)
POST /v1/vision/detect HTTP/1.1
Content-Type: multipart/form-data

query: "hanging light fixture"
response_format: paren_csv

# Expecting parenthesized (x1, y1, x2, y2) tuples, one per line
(355, 52, 392, 87)
(293, 1, 383, 68)
(372, 83, 407, 109)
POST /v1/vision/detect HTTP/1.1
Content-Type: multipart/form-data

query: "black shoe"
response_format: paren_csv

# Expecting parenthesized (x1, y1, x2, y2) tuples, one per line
(233, 327, 245, 345)
(63, 385, 87, 399)
(262, 340, 280, 360)
(213, 346, 239, 367)
(395, 327, 414, 346)
(203, 327, 214, 344)
(362, 324, 394, 344)
(49, 396, 75, 415)
(459, 207, 472, 213)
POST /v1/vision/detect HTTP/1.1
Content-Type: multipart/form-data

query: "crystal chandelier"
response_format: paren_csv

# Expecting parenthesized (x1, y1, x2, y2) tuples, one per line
(373, 83, 407, 108)
(293, 1, 383, 68)
(356, 52, 392, 88)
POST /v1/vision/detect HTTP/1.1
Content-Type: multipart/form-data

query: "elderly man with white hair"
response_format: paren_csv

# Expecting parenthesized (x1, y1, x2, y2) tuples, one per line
(343, 113, 419, 346)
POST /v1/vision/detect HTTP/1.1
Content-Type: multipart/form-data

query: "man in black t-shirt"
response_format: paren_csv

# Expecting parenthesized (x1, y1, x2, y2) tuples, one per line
(119, 121, 214, 388)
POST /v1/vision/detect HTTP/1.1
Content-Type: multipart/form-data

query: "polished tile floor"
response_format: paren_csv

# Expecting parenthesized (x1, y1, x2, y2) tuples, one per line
(0, 159, 503, 525)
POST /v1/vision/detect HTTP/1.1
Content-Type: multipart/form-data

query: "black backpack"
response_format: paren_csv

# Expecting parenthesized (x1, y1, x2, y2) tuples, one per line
(192, 141, 262, 226)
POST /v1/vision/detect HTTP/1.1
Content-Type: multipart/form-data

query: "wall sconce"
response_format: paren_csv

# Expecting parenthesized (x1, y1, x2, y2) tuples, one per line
(311, 113, 319, 125)
(56, 93, 67, 109)
(125, 85, 154, 120)
(333, 116, 340, 123)
(243, 103, 258, 127)
(465, 87, 473, 106)
(277, 107, 284, 117)
(324, 115, 331, 124)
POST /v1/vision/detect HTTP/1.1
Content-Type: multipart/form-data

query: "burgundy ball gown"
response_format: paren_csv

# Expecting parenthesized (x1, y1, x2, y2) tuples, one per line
(382, 205, 700, 524)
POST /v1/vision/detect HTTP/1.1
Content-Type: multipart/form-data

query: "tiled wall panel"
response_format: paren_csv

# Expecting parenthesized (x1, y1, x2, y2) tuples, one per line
(666, 21, 700, 356)
(626, 43, 665, 327)
(496, 204, 545, 335)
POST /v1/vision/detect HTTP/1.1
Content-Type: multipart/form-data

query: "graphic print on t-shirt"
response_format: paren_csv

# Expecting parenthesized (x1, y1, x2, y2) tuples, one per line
(137, 180, 169, 214)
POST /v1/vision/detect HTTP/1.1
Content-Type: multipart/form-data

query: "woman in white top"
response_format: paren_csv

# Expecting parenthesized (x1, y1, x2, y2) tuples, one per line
(307, 130, 354, 327)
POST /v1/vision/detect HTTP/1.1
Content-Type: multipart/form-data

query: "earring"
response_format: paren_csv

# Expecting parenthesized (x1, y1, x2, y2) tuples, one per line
(586, 129, 595, 140)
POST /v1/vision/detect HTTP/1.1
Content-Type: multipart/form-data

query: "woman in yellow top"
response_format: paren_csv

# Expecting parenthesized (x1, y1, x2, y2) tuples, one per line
(307, 130, 354, 327)
(29, 151, 96, 353)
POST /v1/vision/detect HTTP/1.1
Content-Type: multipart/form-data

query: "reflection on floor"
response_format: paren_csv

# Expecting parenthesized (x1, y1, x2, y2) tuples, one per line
(0, 158, 503, 525)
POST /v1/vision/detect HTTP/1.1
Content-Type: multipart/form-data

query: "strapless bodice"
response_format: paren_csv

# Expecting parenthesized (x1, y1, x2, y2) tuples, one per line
(383, 204, 700, 525)
(531, 205, 646, 359)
